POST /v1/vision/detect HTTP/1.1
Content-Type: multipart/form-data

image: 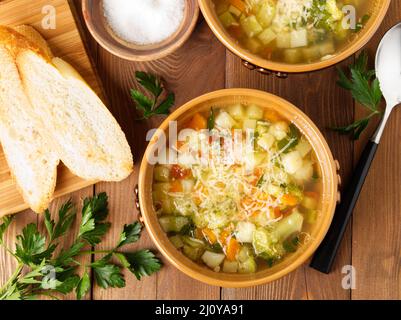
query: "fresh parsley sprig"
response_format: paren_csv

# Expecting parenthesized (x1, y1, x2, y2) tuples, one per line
(0, 193, 161, 300)
(131, 71, 175, 120)
(333, 51, 383, 140)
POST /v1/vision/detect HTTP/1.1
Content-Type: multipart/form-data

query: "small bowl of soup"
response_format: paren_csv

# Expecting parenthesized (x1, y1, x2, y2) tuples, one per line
(198, 0, 390, 74)
(138, 89, 339, 287)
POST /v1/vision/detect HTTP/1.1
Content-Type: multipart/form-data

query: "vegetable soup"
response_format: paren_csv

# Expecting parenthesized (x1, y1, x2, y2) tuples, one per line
(213, 0, 369, 64)
(152, 104, 323, 273)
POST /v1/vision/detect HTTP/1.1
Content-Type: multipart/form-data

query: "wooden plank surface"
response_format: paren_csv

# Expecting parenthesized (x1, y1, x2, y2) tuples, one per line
(1, 0, 401, 300)
(0, 0, 103, 217)
(352, 0, 401, 300)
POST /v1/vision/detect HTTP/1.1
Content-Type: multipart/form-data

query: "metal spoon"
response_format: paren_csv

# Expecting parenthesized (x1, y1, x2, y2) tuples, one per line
(310, 22, 401, 274)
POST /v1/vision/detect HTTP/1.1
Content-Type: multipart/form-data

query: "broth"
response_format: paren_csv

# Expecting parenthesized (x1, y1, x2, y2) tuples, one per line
(152, 104, 323, 274)
(212, 0, 369, 64)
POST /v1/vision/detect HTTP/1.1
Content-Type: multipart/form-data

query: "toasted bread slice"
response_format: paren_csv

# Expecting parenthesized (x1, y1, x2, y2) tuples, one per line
(12, 25, 54, 60)
(0, 45, 59, 213)
(16, 49, 134, 181)
(0, 25, 52, 62)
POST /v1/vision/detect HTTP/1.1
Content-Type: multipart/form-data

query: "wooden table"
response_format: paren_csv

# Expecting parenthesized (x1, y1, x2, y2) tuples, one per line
(1, 0, 401, 300)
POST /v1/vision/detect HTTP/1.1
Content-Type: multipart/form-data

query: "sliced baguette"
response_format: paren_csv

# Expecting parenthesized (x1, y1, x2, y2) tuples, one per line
(16, 49, 134, 181)
(12, 25, 54, 60)
(0, 45, 59, 213)
(0, 25, 52, 62)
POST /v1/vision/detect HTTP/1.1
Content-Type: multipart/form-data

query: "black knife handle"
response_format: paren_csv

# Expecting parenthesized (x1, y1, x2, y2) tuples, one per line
(310, 140, 379, 274)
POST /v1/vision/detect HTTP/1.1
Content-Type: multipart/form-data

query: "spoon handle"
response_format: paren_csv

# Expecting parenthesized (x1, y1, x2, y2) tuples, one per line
(310, 140, 379, 274)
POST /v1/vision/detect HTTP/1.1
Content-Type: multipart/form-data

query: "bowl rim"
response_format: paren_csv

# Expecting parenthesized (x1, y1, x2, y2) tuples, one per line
(139, 88, 338, 287)
(81, 0, 200, 61)
(198, 0, 391, 73)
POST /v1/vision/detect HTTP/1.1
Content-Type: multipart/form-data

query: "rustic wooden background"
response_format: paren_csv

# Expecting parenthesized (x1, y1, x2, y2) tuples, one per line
(1, 0, 401, 300)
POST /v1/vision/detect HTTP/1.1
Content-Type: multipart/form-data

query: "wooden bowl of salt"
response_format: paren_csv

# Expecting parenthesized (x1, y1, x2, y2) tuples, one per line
(82, 0, 199, 61)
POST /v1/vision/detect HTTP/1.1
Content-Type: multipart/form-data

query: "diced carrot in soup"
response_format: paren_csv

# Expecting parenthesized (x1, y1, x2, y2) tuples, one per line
(229, 0, 246, 12)
(281, 194, 299, 206)
(219, 230, 230, 246)
(273, 207, 282, 219)
(187, 113, 207, 131)
(202, 228, 217, 244)
(195, 228, 204, 239)
(169, 181, 183, 193)
(226, 238, 240, 261)
(264, 109, 282, 122)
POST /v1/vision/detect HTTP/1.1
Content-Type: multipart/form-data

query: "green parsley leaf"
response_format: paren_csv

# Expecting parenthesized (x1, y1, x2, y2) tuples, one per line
(0, 284, 21, 300)
(54, 241, 85, 266)
(92, 257, 125, 289)
(79, 193, 110, 245)
(333, 51, 383, 140)
(76, 271, 90, 300)
(114, 252, 131, 268)
(81, 222, 111, 246)
(88, 192, 109, 222)
(15, 224, 56, 265)
(124, 250, 162, 280)
(332, 117, 371, 140)
(135, 71, 163, 98)
(44, 200, 76, 243)
(55, 274, 80, 295)
(153, 92, 175, 116)
(0, 194, 161, 301)
(349, 69, 382, 111)
(131, 71, 175, 120)
(130, 90, 153, 112)
(117, 222, 142, 248)
(354, 14, 370, 33)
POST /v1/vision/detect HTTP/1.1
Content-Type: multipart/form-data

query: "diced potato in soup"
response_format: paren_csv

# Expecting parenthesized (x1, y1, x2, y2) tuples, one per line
(152, 103, 322, 273)
(213, 0, 369, 64)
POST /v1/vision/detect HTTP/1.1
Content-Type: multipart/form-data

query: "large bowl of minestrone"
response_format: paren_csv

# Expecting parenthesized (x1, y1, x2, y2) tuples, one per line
(198, 0, 390, 74)
(139, 89, 339, 287)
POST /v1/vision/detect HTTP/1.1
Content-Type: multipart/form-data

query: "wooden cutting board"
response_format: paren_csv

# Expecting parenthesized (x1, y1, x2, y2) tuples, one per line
(0, 0, 104, 217)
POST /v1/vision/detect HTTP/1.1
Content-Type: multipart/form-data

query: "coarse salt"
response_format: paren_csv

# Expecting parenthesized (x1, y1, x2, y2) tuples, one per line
(103, 0, 185, 45)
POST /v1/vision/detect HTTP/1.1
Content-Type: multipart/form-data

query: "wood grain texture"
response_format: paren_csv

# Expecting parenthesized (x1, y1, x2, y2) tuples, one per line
(351, 0, 401, 300)
(0, 0, 103, 217)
